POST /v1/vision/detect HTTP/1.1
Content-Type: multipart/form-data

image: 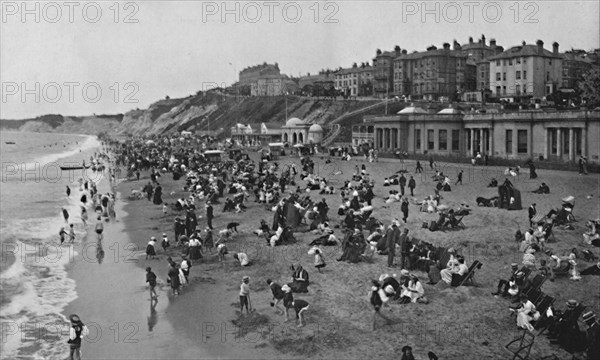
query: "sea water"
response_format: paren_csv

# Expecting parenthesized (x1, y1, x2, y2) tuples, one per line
(0, 131, 104, 359)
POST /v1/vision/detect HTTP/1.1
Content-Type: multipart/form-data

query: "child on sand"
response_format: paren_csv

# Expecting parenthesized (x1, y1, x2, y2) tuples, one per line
(233, 252, 250, 266)
(291, 299, 310, 328)
(146, 237, 157, 260)
(161, 233, 170, 253)
(146, 267, 158, 300)
(217, 243, 228, 262)
(239, 276, 252, 315)
(313, 248, 326, 272)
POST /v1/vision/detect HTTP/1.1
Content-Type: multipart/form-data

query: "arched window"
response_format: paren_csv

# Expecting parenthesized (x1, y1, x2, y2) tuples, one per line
(292, 133, 297, 144)
(298, 132, 304, 144)
(283, 133, 288, 142)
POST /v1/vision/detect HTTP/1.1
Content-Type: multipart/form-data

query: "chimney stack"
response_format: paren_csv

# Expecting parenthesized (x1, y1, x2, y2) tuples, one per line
(553, 42, 559, 54)
(443, 43, 451, 50)
(522, 41, 526, 46)
(469, 37, 473, 44)
(536, 40, 544, 55)
(481, 34, 486, 45)
(490, 38, 496, 48)
(401, 49, 408, 55)
(453, 40, 461, 50)
(395, 45, 401, 56)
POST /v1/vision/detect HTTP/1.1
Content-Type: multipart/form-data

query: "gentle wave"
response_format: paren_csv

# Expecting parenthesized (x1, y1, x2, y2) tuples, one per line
(0, 133, 105, 360)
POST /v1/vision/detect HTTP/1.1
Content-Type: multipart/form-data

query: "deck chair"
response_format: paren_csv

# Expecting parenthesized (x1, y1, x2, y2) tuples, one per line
(544, 223, 556, 243)
(522, 274, 546, 298)
(442, 216, 465, 231)
(527, 288, 544, 305)
(534, 295, 556, 334)
(535, 295, 555, 314)
(518, 266, 533, 281)
(505, 331, 536, 360)
(531, 213, 546, 224)
(456, 260, 483, 286)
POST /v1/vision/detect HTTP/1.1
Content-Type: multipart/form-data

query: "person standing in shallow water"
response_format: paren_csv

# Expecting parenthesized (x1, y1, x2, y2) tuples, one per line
(62, 208, 70, 224)
(95, 216, 104, 241)
(67, 314, 88, 360)
(66, 185, 71, 198)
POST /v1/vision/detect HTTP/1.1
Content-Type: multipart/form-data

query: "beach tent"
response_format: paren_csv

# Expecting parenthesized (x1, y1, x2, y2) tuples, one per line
(283, 201, 301, 228)
(498, 183, 522, 210)
(268, 143, 285, 160)
(203, 150, 225, 163)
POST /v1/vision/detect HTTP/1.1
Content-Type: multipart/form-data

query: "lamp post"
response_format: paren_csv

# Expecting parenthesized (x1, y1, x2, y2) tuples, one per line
(229, 62, 237, 98)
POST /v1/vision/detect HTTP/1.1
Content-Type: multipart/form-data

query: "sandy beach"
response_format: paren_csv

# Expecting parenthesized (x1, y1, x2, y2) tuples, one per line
(57, 148, 599, 360)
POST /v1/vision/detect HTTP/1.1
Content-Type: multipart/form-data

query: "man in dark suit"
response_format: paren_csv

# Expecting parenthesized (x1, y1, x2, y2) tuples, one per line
(206, 201, 214, 230)
(399, 174, 407, 196)
(528, 203, 537, 227)
(387, 221, 400, 267)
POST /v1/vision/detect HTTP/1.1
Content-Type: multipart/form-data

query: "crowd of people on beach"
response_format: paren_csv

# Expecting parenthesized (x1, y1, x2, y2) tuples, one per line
(65, 134, 599, 359)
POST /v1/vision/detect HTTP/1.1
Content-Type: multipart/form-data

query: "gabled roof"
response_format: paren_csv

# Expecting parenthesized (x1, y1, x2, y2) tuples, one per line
(397, 106, 427, 114)
(437, 107, 463, 115)
(394, 49, 466, 61)
(488, 45, 562, 60)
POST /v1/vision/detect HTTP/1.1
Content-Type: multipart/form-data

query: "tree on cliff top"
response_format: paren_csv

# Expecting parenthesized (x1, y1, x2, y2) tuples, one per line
(579, 67, 600, 108)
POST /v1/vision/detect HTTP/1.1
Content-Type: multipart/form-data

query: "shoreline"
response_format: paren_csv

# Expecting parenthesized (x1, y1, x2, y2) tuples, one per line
(62, 160, 214, 358)
(114, 169, 292, 359)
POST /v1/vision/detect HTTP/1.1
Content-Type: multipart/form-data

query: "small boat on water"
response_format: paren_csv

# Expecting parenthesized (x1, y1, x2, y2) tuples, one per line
(5, 141, 16, 145)
(60, 165, 91, 171)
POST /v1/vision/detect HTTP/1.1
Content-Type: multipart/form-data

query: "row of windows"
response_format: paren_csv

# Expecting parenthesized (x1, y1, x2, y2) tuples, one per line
(395, 59, 464, 69)
(504, 129, 528, 154)
(388, 128, 529, 154)
(495, 85, 528, 95)
(495, 57, 554, 67)
(413, 129, 461, 151)
(548, 128, 583, 156)
(496, 71, 528, 81)
(496, 58, 528, 66)
(336, 80, 358, 86)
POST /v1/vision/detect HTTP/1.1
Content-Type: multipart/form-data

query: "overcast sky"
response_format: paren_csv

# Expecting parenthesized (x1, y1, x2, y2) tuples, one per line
(1, 0, 598, 119)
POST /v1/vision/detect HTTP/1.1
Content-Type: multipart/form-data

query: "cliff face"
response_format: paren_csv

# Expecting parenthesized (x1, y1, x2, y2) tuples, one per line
(1, 91, 384, 138)
(0, 114, 124, 135)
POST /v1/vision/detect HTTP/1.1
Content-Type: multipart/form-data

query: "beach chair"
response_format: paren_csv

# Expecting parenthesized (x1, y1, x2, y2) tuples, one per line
(518, 266, 533, 281)
(505, 331, 536, 360)
(522, 274, 546, 298)
(527, 288, 544, 305)
(455, 260, 483, 286)
(535, 295, 555, 314)
(452, 216, 466, 229)
(544, 222, 556, 243)
(534, 295, 556, 334)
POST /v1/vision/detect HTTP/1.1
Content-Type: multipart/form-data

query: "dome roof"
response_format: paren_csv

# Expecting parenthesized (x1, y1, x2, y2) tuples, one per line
(437, 107, 462, 114)
(286, 118, 304, 126)
(397, 106, 427, 114)
(308, 124, 323, 132)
